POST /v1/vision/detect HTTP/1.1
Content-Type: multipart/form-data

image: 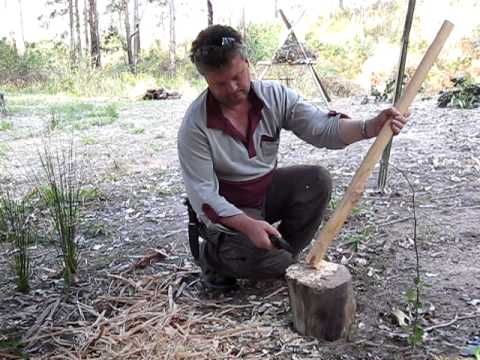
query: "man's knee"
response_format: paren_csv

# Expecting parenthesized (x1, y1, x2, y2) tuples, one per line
(300, 165, 332, 201)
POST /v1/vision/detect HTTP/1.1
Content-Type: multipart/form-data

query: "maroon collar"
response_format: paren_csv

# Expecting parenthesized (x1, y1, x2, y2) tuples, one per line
(206, 86, 264, 158)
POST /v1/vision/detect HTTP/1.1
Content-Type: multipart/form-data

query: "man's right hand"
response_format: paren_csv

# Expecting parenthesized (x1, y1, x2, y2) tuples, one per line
(243, 219, 282, 250)
(220, 213, 282, 250)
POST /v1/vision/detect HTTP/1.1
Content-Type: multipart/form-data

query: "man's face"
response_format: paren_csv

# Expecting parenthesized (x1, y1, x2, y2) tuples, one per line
(204, 54, 251, 107)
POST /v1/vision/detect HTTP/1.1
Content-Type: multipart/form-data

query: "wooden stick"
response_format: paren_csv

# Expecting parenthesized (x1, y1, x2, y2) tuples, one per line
(424, 313, 480, 332)
(306, 20, 454, 269)
(378, 0, 416, 191)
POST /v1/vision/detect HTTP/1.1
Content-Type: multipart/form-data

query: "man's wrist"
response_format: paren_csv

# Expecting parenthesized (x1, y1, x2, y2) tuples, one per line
(361, 119, 369, 139)
(220, 213, 254, 235)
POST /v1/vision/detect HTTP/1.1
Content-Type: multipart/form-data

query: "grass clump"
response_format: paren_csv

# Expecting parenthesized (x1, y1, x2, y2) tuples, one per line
(0, 119, 13, 131)
(0, 192, 34, 293)
(0, 143, 9, 158)
(81, 135, 98, 145)
(130, 127, 145, 135)
(37, 141, 82, 287)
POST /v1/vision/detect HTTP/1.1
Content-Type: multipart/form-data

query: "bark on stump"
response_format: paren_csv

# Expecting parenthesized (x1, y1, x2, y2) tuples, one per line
(286, 261, 355, 341)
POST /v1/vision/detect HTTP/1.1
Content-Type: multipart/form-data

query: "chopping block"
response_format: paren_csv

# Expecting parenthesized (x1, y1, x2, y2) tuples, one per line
(286, 261, 355, 341)
(285, 20, 454, 342)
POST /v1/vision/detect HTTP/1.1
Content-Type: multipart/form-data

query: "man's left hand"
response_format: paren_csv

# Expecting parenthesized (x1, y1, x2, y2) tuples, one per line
(367, 107, 410, 137)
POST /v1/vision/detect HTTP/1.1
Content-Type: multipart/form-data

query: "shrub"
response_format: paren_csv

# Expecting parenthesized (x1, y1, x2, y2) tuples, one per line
(245, 22, 283, 64)
(0, 39, 68, 87)
(437, 75, 480, 109)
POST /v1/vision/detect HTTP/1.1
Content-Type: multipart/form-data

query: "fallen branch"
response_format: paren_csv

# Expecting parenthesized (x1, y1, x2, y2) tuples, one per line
(80, 323, 106, 353)
(264, 286, 288, 300)
(0, 352, 22, 360)
(377, 216, 413, 227)
(23, 298, 60, 341)
(130, 248, 167, 271)
(424, 313, 480, 332)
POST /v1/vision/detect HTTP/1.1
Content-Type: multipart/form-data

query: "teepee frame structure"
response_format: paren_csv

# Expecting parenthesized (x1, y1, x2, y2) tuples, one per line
(256, 9, 331, 107)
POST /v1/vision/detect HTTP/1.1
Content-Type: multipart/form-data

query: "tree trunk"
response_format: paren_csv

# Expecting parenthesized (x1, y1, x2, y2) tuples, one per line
(83, 0, 90, 58)
(74, 0, 82, 60)
(88, 0, 101, 68)
(94, 0, 101, 67)
(68, 0, 76, 63)
(168, 0, 176, 74)
(17, 0, 26, 55)
(124, 0, 134, 69)
(207, 0, 213, 26)
(339, 0, 344, 10)
(133, 0, 140, 65)
(241, 5, 246, 41)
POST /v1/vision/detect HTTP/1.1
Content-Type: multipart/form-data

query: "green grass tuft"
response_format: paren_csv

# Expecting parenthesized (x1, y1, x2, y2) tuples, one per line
(81, 135, 97, 145)
(48, 102, 119, 130)
(130, 127, 145, 135)
(0, 143, 8, 158)
(0, 120, 13, 131)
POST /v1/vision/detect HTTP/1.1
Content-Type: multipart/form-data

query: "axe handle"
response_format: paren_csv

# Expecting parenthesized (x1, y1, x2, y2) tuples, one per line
(306, 20, 454, 269)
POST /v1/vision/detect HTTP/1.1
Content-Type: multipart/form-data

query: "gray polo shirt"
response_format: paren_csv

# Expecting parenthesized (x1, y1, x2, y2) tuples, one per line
(178, 80, 347, 228)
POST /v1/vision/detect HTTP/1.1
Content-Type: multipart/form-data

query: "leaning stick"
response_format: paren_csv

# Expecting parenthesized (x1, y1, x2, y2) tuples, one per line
(306, 20, 454, 269)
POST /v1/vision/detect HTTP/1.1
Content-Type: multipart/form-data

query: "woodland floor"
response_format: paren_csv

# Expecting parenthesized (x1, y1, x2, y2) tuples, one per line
(0, 92, 479, 360)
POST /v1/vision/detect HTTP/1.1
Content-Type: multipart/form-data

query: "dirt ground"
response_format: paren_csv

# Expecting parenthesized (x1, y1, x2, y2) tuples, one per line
(0, 93, 479, 359)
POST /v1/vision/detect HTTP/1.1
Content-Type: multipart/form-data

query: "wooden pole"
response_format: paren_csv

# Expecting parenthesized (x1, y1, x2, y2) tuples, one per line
(306, 20, 454, 269)
(377, 0, 416, 192)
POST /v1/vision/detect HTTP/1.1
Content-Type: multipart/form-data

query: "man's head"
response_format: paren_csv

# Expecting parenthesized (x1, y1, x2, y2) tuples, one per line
(190, 25, 251, 107)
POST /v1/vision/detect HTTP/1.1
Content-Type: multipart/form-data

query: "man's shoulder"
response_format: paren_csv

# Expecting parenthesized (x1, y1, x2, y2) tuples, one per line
(178, 89, 208, 144)
(183, 89, 208, 126)
(252, 80, 295, 104)
(252, 79, 285, 94)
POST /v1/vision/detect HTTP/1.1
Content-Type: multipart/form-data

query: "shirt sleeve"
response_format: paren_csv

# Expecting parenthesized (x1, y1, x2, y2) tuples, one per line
(281, 86, 348, 150)
(177, 117, 243, 228)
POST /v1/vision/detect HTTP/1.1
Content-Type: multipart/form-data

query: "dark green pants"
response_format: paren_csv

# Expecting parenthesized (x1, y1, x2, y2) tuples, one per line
(200, 165, 332, 280)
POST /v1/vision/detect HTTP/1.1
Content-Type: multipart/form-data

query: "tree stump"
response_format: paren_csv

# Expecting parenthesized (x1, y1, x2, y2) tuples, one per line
(286, 261, 355, 341)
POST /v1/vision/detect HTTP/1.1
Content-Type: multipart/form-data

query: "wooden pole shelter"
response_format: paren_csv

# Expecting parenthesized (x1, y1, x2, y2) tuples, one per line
(377, 0, 416, 192)
(286, 20, 454, 341)
(257, 9, 306, 80)
(277, 9, 331, 104)
(258, 9, 331, 106)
